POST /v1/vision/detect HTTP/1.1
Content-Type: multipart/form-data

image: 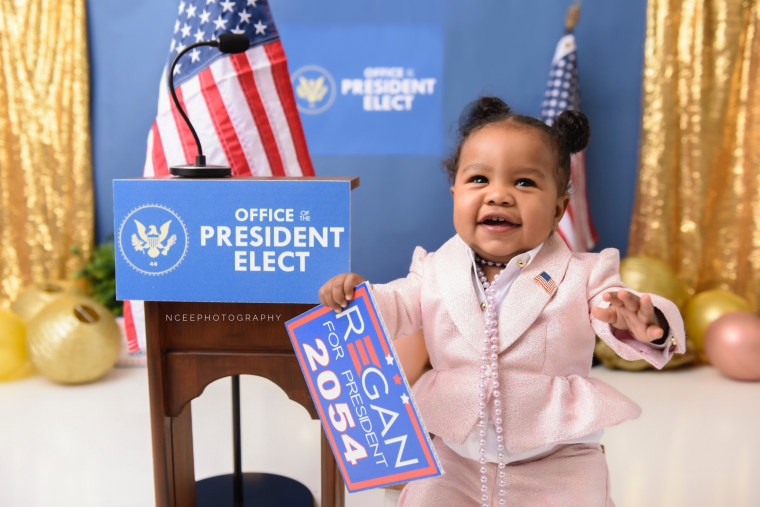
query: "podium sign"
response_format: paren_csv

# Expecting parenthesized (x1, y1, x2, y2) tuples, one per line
(113, 178, 351, 303)
(286, 283, 442, 491)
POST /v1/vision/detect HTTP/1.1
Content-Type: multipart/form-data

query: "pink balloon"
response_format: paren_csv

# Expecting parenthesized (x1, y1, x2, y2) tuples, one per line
(704, 311, 760, 381)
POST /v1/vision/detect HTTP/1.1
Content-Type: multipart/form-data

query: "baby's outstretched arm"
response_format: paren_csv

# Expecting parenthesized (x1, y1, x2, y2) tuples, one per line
(318, 273, 367, 312)
(591, 290, 666, 343)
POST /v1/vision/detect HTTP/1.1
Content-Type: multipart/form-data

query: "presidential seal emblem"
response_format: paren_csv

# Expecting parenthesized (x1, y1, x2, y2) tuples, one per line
(292, 65, 336, 115)
(118, 204, 188, 276)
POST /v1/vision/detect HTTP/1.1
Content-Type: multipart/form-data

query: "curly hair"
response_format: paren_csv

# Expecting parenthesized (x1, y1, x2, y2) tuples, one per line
(444, 96, 590, 193)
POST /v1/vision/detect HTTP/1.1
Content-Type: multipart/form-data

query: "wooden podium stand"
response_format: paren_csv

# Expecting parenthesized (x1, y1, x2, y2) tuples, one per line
(115, 176, 357, 506)
(144, 300, 345, 506)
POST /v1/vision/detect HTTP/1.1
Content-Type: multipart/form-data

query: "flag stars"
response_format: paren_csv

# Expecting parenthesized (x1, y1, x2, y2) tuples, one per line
(385, 354, 395, 366)
(253, 19, 267, 34)
(194, 28, 206, 42)
(178, 1, 186, 15)
(206, 0, 216, 4)
(181, 23, 192, 38)
(186, 4, 197, 18)
(214, 15, 229, 31)
(401, 393, 410, 405)
(174, 20, 180, 33)
(238, 10, 252, 24)
(190, 48, 201, 63)
(199, 10, 211, 24)
(247, 0, 258, 6)
(173, 62, 182, 75)
(231, 25, 246, 34)
(221, 0, 235, 12)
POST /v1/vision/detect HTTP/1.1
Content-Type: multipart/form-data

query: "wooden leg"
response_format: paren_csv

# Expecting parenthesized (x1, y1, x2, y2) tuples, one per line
(146, 301, 196, 507)
(148, 370, 196, 506)
(170, 404, 196, 506)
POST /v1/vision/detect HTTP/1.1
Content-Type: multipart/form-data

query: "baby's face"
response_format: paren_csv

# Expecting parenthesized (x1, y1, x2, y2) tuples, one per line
(450, 123, 569, 264)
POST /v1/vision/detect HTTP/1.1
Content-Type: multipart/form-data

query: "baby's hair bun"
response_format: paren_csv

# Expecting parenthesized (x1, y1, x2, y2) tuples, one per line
(554, 109, 590, 154)
(458, 96, 512, 137)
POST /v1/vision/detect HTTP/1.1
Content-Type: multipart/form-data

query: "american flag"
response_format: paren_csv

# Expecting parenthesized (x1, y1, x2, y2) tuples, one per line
(124, 0, 314, 352)
(540, 33, 597, 252)
(534, 271, 557, 294)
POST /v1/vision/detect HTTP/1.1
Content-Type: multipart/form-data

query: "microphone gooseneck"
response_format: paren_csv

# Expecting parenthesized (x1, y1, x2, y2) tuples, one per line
(166, 33, 251, 177)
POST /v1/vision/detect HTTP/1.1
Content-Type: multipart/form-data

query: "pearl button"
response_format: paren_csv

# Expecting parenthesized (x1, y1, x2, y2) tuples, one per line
(517, 260, 526, 268)
(481, 302, 487, 311)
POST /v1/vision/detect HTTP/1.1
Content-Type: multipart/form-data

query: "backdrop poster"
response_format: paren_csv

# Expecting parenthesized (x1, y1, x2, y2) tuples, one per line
(282, 24, 443, 156)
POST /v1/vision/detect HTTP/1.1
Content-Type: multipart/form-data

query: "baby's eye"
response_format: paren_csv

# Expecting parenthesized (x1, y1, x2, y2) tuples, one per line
(468, 175, 488, 184)
(515, 178, 536, 187)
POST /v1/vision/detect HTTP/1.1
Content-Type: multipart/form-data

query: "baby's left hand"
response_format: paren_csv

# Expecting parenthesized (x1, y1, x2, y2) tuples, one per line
(591, 290, 665, 343)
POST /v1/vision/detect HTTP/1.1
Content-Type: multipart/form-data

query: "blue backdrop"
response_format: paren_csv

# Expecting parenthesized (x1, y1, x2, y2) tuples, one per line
(88, 0, 647, 284)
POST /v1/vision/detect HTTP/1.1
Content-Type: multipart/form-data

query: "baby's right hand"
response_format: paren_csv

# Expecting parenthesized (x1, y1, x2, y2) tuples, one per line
(318, 273, 367, 312)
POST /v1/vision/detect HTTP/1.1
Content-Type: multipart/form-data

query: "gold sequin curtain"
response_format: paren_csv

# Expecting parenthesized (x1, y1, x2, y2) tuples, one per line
(0, 0, 93, 309)
(628, 0, 760, 311)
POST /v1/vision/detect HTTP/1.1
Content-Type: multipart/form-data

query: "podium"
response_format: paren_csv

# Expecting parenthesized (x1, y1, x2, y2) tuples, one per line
(114, 177, 357, 506)
(144, 300, 343, 506)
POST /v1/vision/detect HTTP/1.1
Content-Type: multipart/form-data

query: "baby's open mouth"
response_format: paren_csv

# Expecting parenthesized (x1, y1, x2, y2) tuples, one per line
(480, 217, 517, 226)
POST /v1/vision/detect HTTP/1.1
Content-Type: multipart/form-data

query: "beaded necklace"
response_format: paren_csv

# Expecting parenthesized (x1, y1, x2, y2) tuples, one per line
(475, 261, 507, 506)
(475, 255, 507, 269)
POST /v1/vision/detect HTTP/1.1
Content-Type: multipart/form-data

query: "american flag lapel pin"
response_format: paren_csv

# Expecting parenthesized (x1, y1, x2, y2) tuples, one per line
(534, 271, 557, 294)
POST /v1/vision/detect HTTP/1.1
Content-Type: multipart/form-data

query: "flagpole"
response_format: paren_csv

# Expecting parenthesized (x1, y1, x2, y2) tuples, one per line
(565, 4, 580, 32)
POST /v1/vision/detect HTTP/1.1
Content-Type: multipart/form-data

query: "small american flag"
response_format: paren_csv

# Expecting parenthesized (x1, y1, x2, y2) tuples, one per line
(540, 32, 597, 253)
(124, 0, 313, 352)
(534, 271, 557, 294)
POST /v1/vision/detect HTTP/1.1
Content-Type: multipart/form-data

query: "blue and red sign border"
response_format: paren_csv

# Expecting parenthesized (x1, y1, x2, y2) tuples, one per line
(286, 284, 441, 491)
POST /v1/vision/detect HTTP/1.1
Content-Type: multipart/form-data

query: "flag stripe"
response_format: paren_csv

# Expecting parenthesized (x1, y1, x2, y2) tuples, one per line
(123, 300, 139, 353)
(264, 41, 314, 176)
(247, 46, 301, 176)
(198, 67, 251, 176)
(230, 52, 285, 176)
(183, 76, 232, 170)
(150, 123, 169, 177)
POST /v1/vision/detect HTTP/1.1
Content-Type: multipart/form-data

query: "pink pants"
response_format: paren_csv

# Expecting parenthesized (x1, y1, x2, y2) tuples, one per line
(398, 437, 614, 506)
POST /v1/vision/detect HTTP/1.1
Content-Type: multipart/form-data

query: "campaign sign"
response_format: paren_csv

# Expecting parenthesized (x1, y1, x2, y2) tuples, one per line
(281, 24, 443, 156)
(286, 283, 442, 491)
(113, 178, 351, 303)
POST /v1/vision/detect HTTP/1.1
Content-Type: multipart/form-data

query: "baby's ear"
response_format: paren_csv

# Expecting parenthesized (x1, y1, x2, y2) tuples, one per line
(555, 194, 570, 222)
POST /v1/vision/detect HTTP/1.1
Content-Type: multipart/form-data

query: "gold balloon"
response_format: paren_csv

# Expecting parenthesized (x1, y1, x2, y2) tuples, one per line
(26, 295, 121, 384)
(0, 309, 29, 380)
(684, 289, 752, 356)
(11, 281, 85, 321)
(620, 256, 689, 310)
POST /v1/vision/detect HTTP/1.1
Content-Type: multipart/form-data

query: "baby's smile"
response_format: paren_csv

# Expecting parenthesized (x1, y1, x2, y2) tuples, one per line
(478, 214, 519, 230)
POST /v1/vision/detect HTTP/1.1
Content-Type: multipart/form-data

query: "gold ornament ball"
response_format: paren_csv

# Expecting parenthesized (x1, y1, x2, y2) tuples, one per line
(26, 295, 121, 384)
(11, 281, 84, 321)
(0, 309, 29, 380)
(620, 256, 688, 310)
(684, 289, 752, 355)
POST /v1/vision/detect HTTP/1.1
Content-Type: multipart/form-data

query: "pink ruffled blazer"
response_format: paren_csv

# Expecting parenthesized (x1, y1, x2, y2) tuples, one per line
(372, 232, 685, 454)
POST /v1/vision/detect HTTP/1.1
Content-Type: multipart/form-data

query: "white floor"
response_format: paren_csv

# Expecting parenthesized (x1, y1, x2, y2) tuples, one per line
(1, 364, 759, 507)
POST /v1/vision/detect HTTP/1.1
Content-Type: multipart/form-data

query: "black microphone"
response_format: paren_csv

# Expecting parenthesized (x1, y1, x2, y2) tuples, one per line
(167, 33, 251, 178)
